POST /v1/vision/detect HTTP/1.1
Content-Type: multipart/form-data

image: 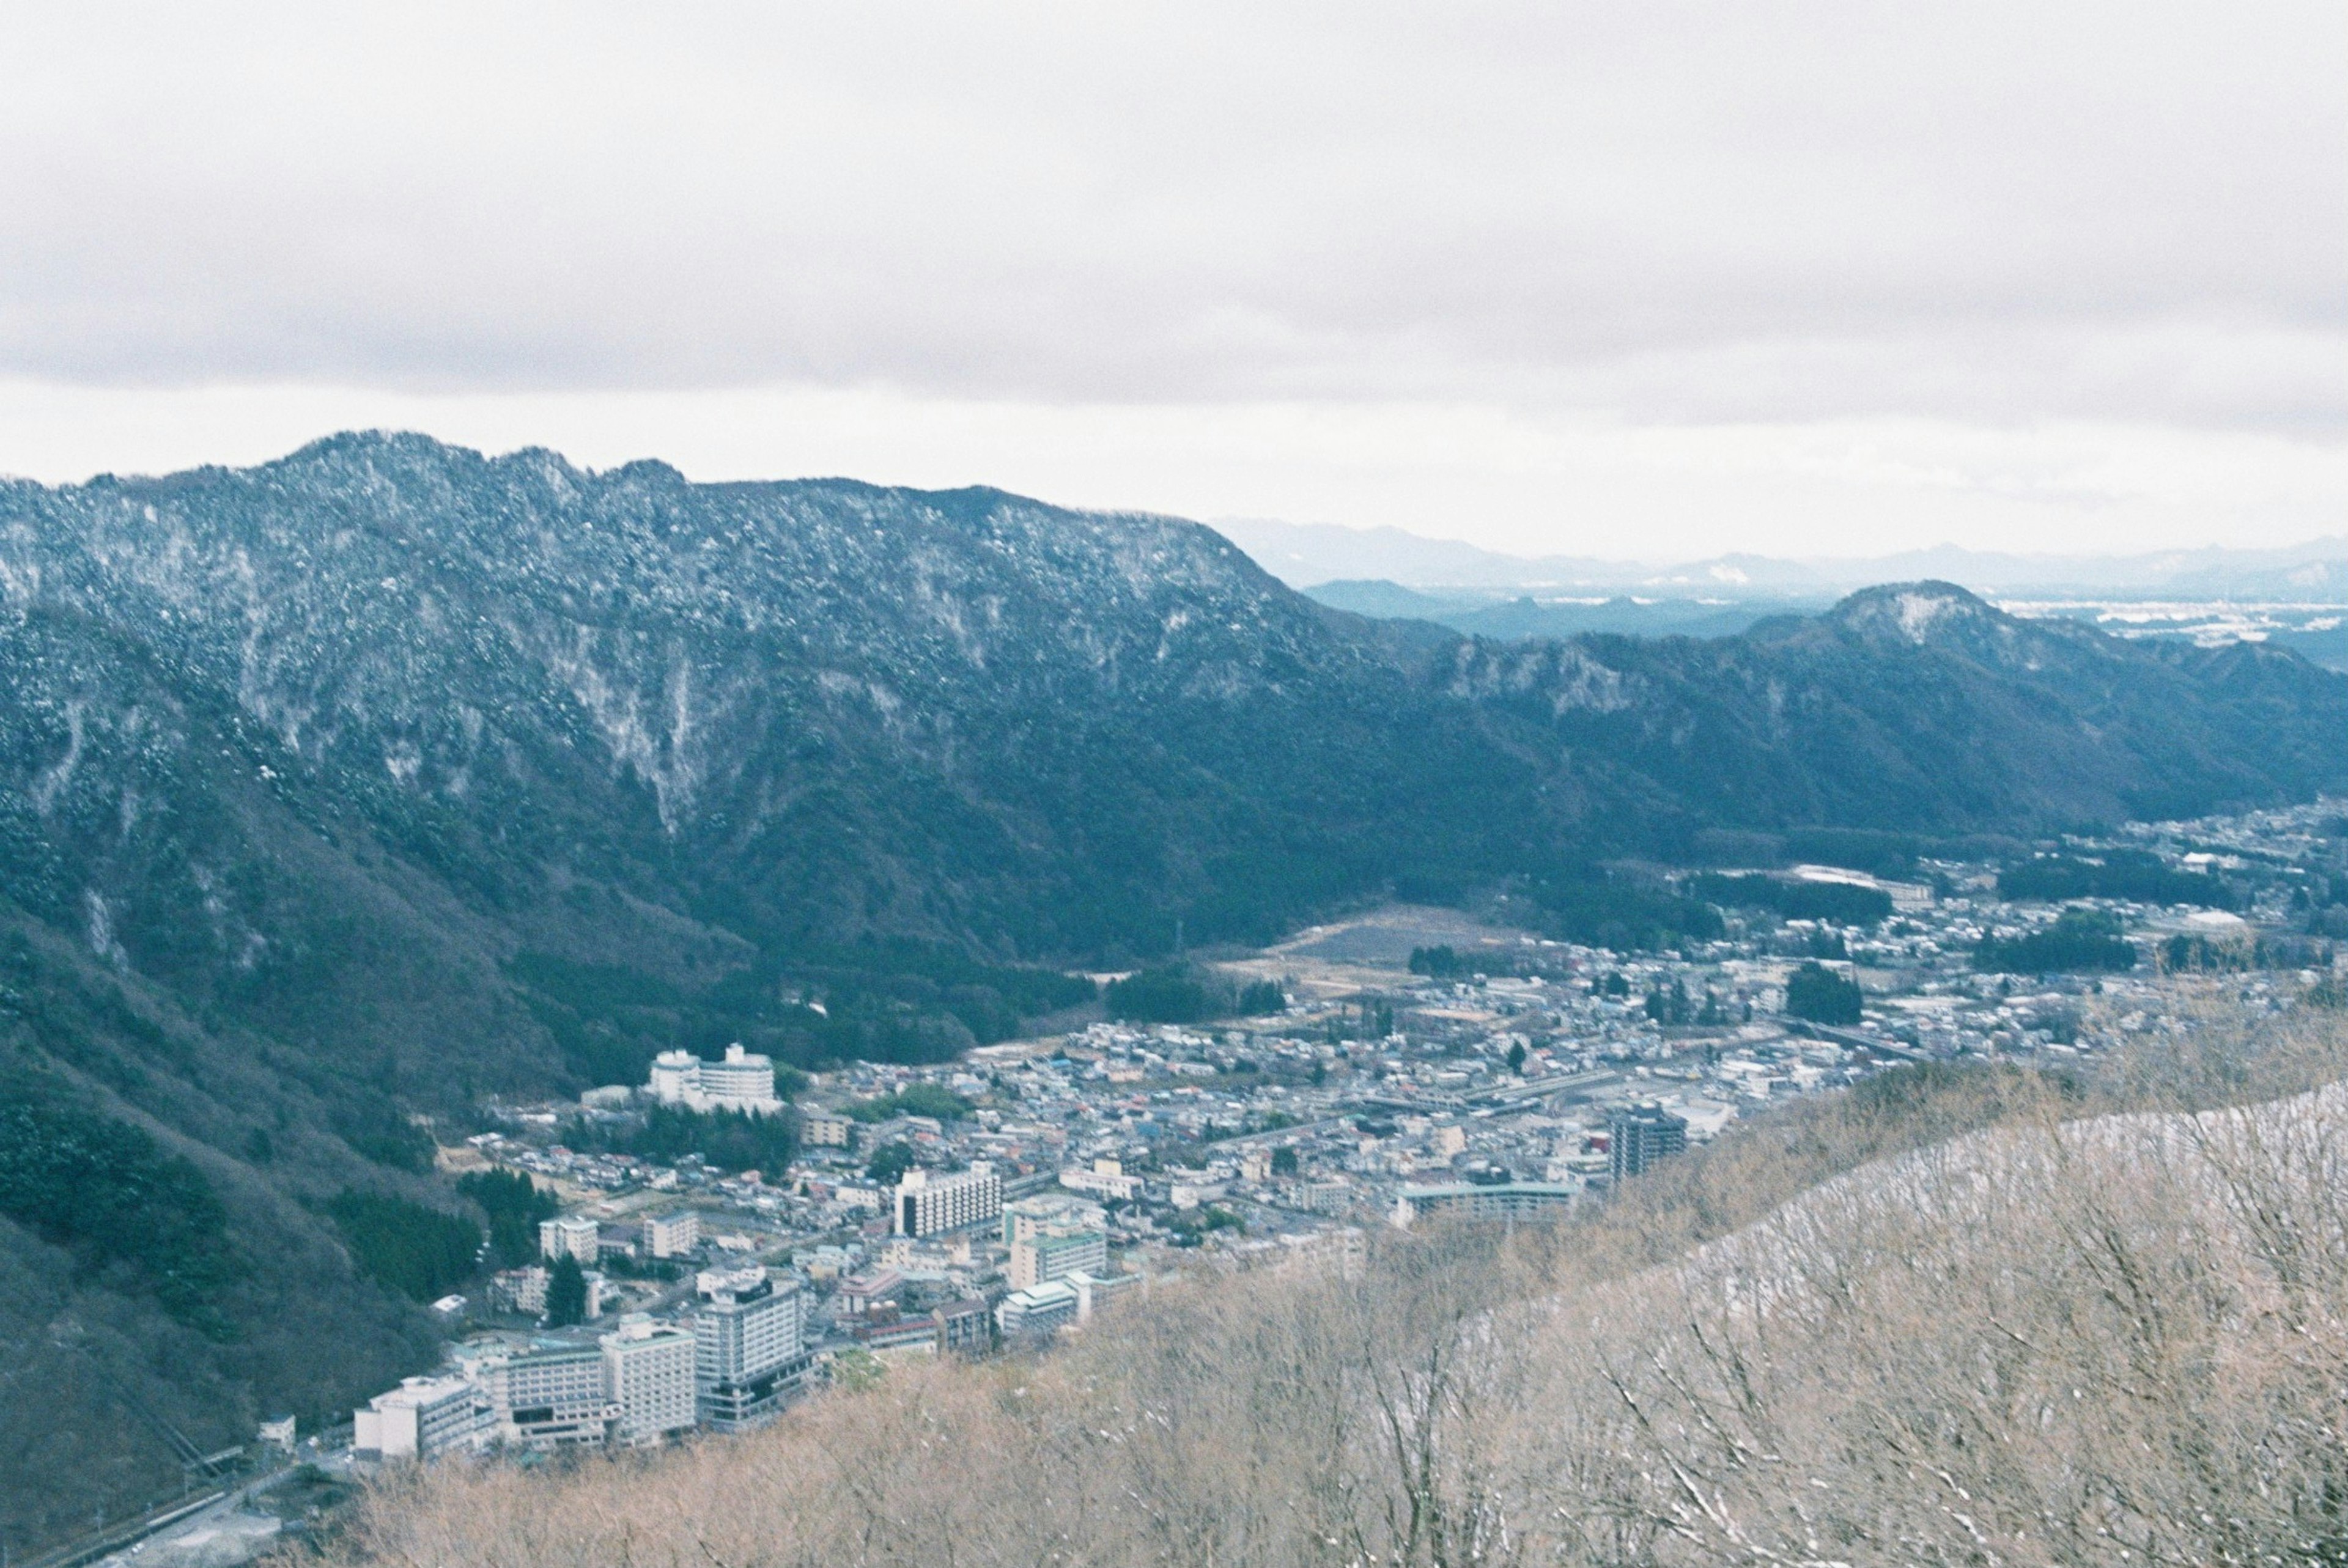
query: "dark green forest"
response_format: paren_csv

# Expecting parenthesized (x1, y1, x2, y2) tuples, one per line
(1998, 851, 2235, 908)
(574, 1103, 802, 1177)
(1785, 962, 1866, 1025)
(1976, 909, 2139, 974)
(0, 1081, 240, 1338)
(326, 1189, 481, 1303)
(844, 1083, 973, 1122)
(509, 945, 1096, 1087)
(1517, 868, 1726, 952)
(457, 1168, 559, 1270)
(1102, 964, 1283, 1024)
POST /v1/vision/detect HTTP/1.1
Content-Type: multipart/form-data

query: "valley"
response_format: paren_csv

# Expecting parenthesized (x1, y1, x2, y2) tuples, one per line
(3, 435, 2348, 1556)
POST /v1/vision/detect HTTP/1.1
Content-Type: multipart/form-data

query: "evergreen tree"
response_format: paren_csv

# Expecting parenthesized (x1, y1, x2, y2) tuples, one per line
(1238, 979, 1287, 1014)
(1785, 962, 1864, 1025)
(545, 1252, 588, 1327)
(326, 1190, 480, 1303)
(459, 1169, 558, 1269)
(866, 1141, 917, 1185)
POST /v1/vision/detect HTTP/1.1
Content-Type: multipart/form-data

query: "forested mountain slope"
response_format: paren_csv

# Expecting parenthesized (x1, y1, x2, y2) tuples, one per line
(8, 434, 2339, 1003)
(0, 431, 2343, 1547)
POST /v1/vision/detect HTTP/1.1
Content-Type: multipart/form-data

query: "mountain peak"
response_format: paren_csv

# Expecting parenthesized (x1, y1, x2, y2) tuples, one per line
(1825, 580, 2006, 647)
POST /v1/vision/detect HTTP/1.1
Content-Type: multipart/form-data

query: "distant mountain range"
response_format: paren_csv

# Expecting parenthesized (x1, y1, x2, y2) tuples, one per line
(1301, 580, 2348, 671)
(1218, 515, 2348, 601)
(2, 433, 2346, 1547)
(1302, 581, 1807, 642)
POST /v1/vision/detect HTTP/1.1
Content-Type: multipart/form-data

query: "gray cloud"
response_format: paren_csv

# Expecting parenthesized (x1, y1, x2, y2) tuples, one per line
(0, 2, 2338, 429)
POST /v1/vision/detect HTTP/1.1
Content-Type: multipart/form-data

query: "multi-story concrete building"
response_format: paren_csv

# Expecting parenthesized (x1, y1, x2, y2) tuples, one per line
(1066, 1268, 1135, 1322)
(1293, 1177, 1353, 1215)
(643, 1210, 701, 1259)
(647, 1043, 786, 1116)
(692, 1265, 811, 1432)
(353, 1376, 490, 1461)
(602, 1316, 698, 1447)
(1169, 1180, 1228, 1210)
(997, 1279, 1081, 1340)
(895, 1164, 1001, 1237)
(647, 1049, 700, 1107)
(502, 1264, 608, 1322)
(933, 1296, 996, 1357)
(801, 1110, 854, 1148)
(1000, 1193, 1105, 1246)
(1608, 1104, 1688, 1182)
(487, 1345, 616, 1450)
(1389, 1181, 1579, 1229)
(698, 1043, 781, 1111)
(1059, 1158, 1146, 1202)
(490, 1265, 548, 1317)
(1008, 1223, 1108, 1290)
(540, 1215, 599, 1263)
(836, 1267, 904, 1317)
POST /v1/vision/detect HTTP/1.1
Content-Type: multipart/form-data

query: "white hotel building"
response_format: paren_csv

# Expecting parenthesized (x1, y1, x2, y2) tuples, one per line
(895, 1164, 1002, 1237)
(602, 1317, 698, 1447)
(353, 1376, 490, 1461)
(693, 1264, 812, 1432)
(646, 1043, 787, 1116)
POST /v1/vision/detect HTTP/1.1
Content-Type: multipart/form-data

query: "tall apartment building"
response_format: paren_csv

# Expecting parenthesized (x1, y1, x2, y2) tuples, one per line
(487, 1345, 615, 1450)
(602, 1316, 698, 1447)
(540, 1214, 599, 1263)
(643, 1210, 701, 1259)
(1008, 1223, 1109, 1290)
(1608, 1104, 1689, 1182)
(353, 1376, 490, 1461)
(693, 1264, 811, 1432)
(895, 1163, 1001, 1236)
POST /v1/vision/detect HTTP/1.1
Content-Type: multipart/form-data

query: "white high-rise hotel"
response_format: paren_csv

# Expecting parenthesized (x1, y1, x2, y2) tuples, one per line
(602, 1317, 698, 1446)
(646, 1043, 786, 1116)
(896, 1164, 1002, 1236)
(693, 1264, 810, 1431)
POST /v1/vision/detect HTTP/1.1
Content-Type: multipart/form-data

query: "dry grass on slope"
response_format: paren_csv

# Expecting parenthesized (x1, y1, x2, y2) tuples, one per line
(325, 1007, 2348, 1568)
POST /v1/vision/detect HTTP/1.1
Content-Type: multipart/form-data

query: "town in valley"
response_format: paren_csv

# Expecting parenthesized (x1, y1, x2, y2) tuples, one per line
(308, 798, 2345, 1479)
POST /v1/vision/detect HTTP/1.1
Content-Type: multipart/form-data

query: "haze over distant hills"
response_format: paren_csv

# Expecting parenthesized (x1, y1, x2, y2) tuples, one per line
(1218, 515, 2348, 601)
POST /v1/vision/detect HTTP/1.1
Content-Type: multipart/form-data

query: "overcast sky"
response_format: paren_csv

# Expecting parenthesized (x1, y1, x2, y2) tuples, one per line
(0, 2, 2340, 559)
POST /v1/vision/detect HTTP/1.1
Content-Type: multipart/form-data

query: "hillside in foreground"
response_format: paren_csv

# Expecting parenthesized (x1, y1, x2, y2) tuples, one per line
(331, 1014, 2348, 1568)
